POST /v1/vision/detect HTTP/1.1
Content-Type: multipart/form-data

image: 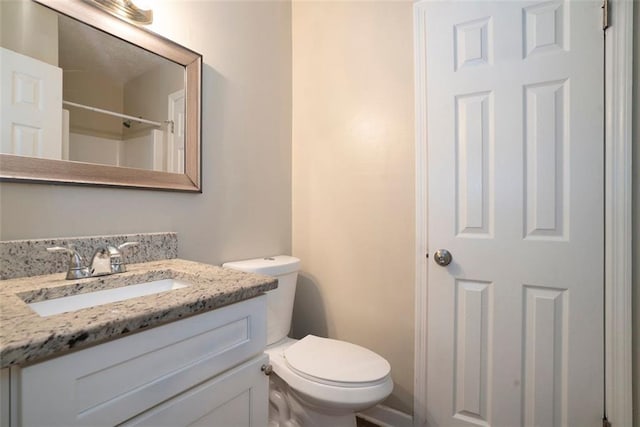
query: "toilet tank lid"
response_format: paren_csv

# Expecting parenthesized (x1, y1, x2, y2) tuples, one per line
(222, 255, 300, 276)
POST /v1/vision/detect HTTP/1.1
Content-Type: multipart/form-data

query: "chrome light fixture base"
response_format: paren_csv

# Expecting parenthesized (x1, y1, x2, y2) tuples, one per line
(84, 0, 152, 25)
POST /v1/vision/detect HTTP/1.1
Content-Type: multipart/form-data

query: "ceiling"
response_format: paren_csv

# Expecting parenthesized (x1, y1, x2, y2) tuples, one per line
(57, 13, 174, 86)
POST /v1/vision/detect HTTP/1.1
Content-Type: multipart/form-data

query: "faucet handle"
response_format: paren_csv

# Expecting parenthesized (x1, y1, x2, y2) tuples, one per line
(46, 245, 91, 280)
(108, 241, 139, 274)
(46, 245, 73, 255)
(117, 242, 139, 252)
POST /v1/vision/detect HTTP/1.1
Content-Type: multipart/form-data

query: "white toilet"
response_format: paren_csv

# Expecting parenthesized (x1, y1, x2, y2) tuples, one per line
(223, 256, 393, 427)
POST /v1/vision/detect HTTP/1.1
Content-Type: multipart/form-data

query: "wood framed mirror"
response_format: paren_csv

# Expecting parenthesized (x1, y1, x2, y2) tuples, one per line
(0, 0, 202, 192)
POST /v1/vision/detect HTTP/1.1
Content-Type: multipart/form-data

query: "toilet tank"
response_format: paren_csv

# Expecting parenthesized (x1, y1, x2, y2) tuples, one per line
(222, 256, 300, 345)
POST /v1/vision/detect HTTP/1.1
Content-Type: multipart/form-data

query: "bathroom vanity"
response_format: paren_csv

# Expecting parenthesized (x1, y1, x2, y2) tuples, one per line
(0, 258, 277, 426)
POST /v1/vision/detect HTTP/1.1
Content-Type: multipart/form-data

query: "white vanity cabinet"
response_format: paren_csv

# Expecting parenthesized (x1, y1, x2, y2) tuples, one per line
(6, 295, 268, 427)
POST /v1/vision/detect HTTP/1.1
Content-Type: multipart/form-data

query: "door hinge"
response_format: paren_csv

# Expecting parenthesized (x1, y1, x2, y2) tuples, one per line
(603, 416, 612, 427)
(602, 0, 609, 30)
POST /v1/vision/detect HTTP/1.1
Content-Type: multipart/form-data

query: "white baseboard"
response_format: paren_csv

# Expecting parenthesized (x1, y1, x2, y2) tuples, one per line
(358, 404, 413, 427)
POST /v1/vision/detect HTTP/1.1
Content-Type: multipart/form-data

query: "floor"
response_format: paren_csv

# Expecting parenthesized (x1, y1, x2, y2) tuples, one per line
(356, 416, 380, 427)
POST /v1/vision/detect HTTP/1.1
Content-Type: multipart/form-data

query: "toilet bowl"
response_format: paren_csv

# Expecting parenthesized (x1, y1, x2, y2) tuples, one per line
(223, 256, 393, 427)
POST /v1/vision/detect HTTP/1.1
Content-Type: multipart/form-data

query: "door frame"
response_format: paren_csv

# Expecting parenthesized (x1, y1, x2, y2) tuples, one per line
(412, 1, 634, 426)
(603, 1, 634, 425)
(167, 89, 185, 173)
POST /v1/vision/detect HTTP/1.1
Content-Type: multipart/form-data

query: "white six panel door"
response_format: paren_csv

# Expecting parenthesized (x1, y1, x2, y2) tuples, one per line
(421, 1, 603, 426)
(0, 47, 62, 159)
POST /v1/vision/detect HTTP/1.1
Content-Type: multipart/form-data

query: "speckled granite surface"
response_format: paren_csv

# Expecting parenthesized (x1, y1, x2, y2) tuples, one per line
(0, 232, 178, 280)
(0, 259, 277, 368)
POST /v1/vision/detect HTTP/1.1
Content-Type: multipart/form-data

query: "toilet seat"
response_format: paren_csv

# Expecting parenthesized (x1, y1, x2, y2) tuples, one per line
(283, 335, 391, 387)
(265, 337, 393, 409)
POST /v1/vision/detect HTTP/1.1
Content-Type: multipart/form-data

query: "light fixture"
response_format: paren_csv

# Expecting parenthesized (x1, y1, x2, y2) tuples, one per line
(84, 0, 153, 25)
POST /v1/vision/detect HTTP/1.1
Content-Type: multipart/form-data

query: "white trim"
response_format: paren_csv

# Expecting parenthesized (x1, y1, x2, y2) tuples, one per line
(604, 0, 634, 425)
(10, 366, 19, 427)
(412, 0, 634, 425)
(358, 404, 413, 427)
(413, 2, 428, 427)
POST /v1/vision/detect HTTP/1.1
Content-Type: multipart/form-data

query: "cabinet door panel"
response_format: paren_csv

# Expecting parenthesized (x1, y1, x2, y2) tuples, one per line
(120, 354, 269, 427)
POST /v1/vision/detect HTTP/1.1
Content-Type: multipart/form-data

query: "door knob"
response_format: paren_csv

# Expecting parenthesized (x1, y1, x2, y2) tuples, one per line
(433, 249, 452, 266)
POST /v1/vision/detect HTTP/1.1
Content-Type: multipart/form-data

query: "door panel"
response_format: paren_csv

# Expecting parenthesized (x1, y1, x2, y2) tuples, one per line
(423, 1, 604, 426)
(523, 79, 568, 240)
(120, 355, 269, 427)
(522, 285, 568, 427)
(453, 280, 492, 423)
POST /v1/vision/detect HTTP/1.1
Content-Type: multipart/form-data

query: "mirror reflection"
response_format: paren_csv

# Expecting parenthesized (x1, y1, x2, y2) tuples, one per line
(1, 0, 186, 173)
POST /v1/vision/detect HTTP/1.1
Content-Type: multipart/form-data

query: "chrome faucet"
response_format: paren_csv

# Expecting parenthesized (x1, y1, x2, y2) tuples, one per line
(47, 242, 139, 279)
(46, 245, 91, 280)
(90, 242, 139, 276)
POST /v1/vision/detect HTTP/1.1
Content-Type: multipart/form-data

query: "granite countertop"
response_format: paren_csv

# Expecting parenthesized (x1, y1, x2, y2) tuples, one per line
(0, 259, 277, 368)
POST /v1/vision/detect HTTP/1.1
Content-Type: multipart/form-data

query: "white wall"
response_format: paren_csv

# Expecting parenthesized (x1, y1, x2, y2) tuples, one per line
(64, 71, 124, 139)
(0, 1, 292, 266)
(123, 63, 184, 138)
(119, 130, 163, 171)
(68, 133, 120, 166)
(291, 0, 415, 414)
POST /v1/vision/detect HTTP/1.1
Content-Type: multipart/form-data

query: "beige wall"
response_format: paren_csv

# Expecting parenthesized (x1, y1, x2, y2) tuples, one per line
(0, 1, 292, 266)
(633, 3, 639, 425)
(0, 0, 58, 66)
(291, 1, 415, 414)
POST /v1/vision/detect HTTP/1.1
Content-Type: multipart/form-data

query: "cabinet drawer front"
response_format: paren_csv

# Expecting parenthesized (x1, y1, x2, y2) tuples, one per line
(19, 295, 266, 426)
(120, 354, 269, 427)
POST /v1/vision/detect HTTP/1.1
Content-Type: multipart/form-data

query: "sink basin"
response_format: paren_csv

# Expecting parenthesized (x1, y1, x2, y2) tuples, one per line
(27, 279, 191, 317)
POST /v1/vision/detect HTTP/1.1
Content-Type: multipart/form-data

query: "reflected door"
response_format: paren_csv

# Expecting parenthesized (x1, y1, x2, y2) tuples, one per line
(1, 47, 62, 159)
(167, 89, 185, 174)
(422, 1, 604, 425)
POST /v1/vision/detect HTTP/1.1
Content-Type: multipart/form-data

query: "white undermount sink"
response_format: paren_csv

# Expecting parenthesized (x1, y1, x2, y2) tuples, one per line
(27, 278, 191, 317)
